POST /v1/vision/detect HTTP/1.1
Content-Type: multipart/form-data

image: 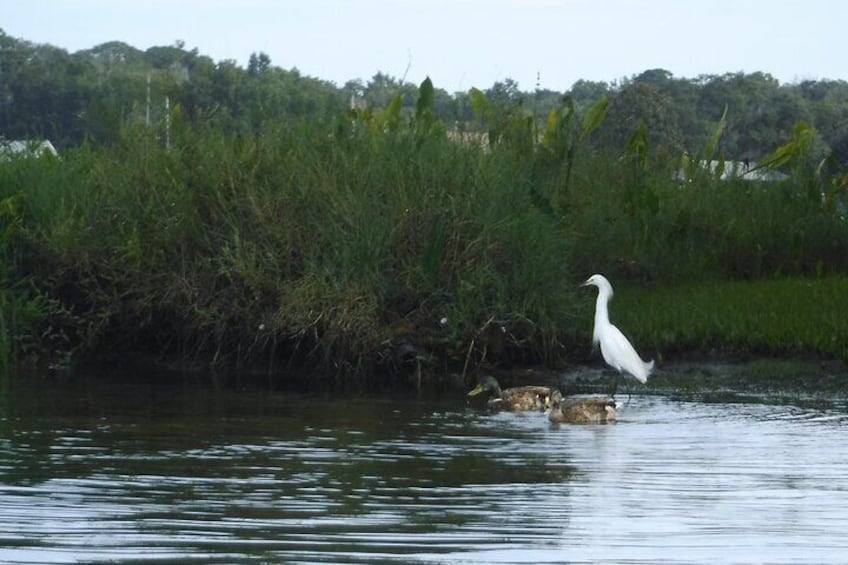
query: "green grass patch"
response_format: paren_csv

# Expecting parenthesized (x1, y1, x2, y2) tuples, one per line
(615, 276, 848, 360)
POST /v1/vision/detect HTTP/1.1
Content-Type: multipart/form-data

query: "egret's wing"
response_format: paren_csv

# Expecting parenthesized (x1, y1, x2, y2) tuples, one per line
(599, 324, 650, 383)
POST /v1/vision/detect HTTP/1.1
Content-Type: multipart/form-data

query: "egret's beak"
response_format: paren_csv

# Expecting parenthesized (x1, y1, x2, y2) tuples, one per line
(467, 385, 484, 397)
(580, 279, 591, 287)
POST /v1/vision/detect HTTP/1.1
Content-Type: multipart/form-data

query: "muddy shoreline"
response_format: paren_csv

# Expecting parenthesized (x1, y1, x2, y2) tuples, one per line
(487, 356, 848, 409)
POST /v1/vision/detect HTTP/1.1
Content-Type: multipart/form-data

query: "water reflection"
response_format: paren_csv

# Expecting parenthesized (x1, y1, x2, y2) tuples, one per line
(0, 376, 847, 564)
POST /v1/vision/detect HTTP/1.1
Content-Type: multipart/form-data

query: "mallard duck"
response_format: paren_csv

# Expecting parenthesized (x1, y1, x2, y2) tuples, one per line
(546, 389, 618, 424)
(467, 375, 553, 411)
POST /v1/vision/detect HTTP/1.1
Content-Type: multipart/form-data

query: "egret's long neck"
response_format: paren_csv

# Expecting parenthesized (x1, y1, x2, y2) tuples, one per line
(592, 290, 610, 343)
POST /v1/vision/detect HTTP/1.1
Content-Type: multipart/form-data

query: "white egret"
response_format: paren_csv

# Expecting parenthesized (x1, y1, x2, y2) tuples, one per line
(582, 274, 654, 393)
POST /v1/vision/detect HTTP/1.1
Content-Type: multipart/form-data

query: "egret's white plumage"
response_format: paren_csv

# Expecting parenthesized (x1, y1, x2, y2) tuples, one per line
(582, 274, 654, 384)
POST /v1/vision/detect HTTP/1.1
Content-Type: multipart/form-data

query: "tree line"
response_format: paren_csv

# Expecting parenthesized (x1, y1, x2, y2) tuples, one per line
(2, 29, 847, 169)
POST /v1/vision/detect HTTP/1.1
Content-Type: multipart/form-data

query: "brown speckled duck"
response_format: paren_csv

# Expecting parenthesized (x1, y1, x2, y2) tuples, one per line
(546, 389, 618, 424)
(467, 376, 553, 411)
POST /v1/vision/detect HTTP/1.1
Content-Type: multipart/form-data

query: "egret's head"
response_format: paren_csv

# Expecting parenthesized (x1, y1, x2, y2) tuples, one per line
(467, 375, 501, 397)
(581, 274, 614, 297)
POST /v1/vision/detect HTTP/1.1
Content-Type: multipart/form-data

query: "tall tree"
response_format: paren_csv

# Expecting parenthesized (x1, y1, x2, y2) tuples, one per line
(593, 81, 683, 156)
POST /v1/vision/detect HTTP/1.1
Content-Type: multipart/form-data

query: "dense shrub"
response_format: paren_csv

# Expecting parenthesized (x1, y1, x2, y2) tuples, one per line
(2, 87, 847, 379)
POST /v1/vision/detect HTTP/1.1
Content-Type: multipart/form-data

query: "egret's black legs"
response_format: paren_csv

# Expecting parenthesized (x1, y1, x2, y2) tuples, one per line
(608, 373, 632, 405)
(607, 372, 618, 399)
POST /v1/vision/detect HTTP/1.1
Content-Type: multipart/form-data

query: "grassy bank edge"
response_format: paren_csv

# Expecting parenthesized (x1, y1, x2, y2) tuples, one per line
(16, 276, 842, 396)
(487, 276, 848, 397)
(614, 276, 848, 362)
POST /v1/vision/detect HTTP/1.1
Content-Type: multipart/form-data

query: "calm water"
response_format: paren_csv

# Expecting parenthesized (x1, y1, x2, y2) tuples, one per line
(1, 373, 847, 564)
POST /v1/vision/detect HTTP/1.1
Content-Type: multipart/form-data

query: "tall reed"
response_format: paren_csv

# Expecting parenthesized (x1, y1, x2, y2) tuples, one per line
(3, 82, 848, 379)
(7, 106, 579, 377)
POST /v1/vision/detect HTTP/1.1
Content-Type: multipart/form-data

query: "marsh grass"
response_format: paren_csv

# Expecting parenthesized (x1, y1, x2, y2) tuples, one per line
(615, 277, 848, 360)
(2, 87, 848, 380)
(4, 112, 582, 378)
(565, 153, 848, 282)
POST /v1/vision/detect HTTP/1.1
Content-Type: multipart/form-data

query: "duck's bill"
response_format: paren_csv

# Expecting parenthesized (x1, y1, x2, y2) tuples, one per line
(467, 385, 484, 396)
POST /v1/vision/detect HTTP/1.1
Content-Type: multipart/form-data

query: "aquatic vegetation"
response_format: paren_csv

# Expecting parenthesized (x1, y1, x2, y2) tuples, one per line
(1, 80, 847, 380)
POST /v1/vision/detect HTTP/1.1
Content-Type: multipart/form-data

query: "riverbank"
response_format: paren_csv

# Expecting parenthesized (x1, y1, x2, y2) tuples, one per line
(8, 276, 848, 393)
(2, 96, 847, 379)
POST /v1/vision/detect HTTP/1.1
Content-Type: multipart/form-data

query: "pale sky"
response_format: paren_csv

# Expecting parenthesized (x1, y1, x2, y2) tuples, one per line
(4, 0, 845, 92)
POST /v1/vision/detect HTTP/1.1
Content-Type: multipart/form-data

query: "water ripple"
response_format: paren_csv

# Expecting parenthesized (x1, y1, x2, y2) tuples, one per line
(2, 386, 848, 564)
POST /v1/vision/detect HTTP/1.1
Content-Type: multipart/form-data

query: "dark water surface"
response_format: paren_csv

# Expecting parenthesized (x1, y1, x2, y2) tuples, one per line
(1, 373, 847, 564)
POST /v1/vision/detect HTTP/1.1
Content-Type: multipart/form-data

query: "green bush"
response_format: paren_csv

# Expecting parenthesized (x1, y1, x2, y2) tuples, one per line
(2, 84, 848, 380)
(4, 105, 580, 377)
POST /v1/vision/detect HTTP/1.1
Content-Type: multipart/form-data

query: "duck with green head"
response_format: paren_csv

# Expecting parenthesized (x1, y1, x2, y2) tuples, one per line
(467, 375, 553, 411)
(546, 389, 618, 424)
